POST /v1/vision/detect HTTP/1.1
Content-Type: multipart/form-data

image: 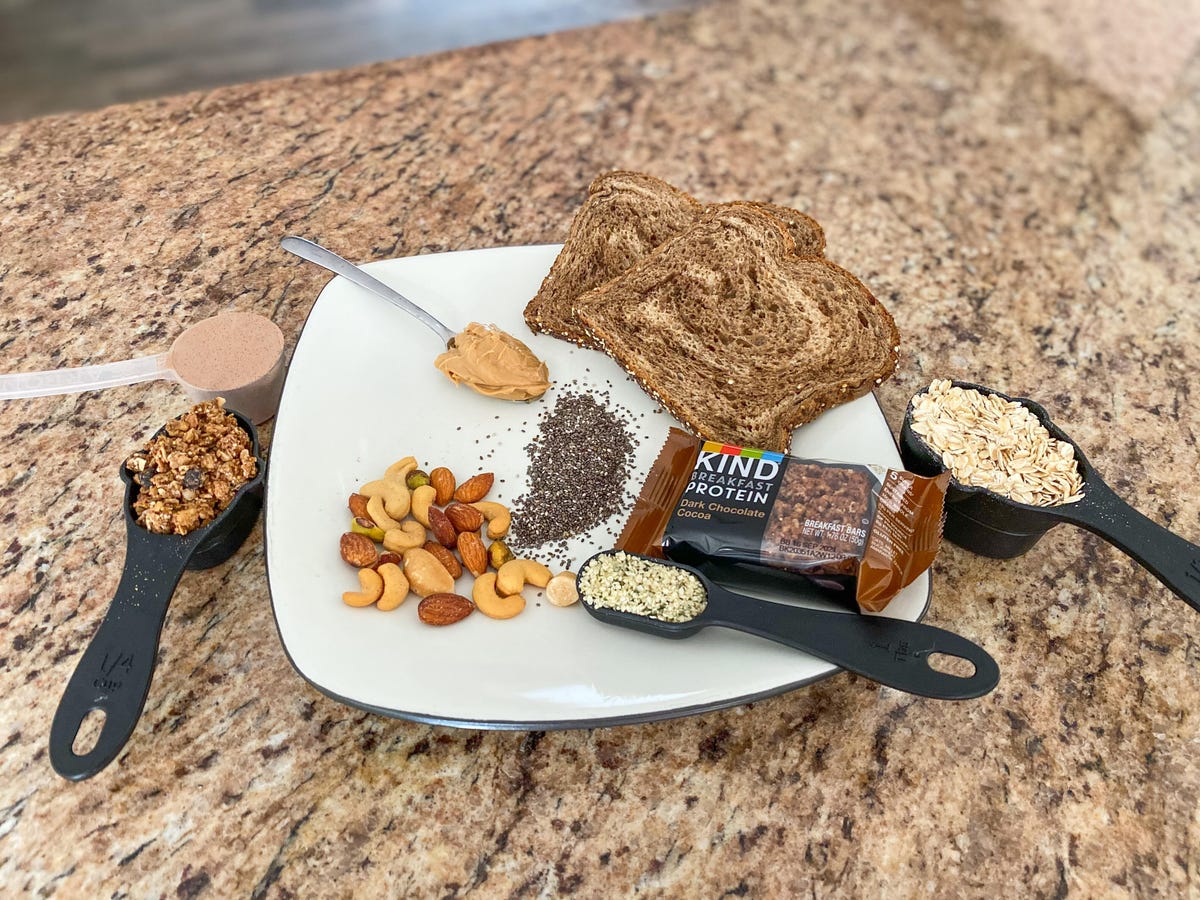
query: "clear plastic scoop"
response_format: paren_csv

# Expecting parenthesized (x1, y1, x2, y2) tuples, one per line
(0, 311, 286, 424)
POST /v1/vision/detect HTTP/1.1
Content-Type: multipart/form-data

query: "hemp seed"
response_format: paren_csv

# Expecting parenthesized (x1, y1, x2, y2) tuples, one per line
(578, 552, 708, 623)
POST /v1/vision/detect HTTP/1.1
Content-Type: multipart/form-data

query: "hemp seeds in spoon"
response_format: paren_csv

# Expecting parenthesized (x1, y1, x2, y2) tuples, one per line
(579, 552, 708, 623)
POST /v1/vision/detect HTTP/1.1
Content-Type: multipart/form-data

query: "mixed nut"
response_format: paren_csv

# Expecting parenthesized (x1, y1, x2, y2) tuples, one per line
(338, 456, 577, 625)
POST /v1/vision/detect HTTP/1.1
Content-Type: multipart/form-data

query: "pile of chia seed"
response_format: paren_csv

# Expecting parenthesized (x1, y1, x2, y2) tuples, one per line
(509, 389, 638, 559)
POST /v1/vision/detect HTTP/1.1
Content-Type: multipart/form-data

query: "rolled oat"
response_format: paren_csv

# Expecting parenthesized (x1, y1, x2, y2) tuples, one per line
(909, 380, 1084, 507)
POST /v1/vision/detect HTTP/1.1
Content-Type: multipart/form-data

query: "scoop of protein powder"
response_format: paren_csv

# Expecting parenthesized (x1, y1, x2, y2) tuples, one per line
(0, 310, 287, 424)
(167, 311, 286, 424)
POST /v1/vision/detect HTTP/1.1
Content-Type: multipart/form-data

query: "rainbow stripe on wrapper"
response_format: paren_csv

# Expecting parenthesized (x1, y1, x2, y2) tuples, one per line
(700, 440, 786, 463)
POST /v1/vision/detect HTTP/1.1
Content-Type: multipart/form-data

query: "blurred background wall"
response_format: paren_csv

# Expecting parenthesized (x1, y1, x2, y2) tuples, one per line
(0, 0, 699, 123)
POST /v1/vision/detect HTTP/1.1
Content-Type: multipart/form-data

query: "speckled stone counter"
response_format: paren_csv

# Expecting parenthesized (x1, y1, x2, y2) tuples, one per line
(2, 0, 1199, 895)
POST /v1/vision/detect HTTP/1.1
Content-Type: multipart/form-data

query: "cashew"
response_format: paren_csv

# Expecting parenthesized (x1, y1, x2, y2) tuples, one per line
(471, 501, 512, 539)
(361, 473, 412, 520)
(343, 567, 384, 607)
(376, 563, 410, 611)
(383, 519, 426, 552)
(402, 546, 455, 597)
(383, 486, 411, 520)
(410, 484, 437, 528)
(385, 456, 418, 482)
(496, 558, 553, 596)
(360, 477, 394, 500)
(366, 494, 404, 532)
(472, 572, 525, 620)
(545, 571, 579, 607)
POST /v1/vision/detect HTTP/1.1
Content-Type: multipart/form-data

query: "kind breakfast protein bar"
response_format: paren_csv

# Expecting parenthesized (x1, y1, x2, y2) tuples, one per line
(616, 428, 951, 612)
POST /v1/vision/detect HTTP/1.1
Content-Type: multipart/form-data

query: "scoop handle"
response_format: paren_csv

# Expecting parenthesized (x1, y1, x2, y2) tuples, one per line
(49, 522, 196, 780)
(704, 588, 999, 700)
(1054, 478, 1200, 614)
(0, 352, 172, 399)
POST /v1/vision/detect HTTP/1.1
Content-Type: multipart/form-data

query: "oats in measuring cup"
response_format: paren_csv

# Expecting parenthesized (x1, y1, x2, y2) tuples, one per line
(910, 380, 1084, 506)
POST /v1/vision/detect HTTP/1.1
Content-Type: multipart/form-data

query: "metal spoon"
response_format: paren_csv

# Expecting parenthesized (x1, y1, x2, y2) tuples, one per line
(280, 236, 456, 347)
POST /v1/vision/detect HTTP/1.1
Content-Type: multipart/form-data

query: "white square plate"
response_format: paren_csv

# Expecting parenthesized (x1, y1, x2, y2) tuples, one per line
(265, 245, 929, 728)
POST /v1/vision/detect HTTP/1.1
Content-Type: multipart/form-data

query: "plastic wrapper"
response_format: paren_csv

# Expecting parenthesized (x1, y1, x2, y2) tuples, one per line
(616, 428, 951, 612)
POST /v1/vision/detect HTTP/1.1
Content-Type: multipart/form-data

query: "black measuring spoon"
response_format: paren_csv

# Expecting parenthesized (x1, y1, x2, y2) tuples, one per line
(899, 380, 1200, 614)
(577, 551, 999, 700)
(49, 410, 265, 781)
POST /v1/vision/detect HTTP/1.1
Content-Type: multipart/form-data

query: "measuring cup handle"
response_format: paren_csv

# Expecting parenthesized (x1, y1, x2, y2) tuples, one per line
(707, 592, 999, 700)
(1058, 480, 1200, 614)
(48, 524, 194, 781)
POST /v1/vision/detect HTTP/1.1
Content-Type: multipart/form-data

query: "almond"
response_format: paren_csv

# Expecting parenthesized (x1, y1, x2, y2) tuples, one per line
(427, 506, 458, 548)
(339, 532, 378, 568)
(445, 502, 484, 534)
(418, 592, 474, 626)
(430, 467, 456, 506)
(372, 551, 403, 571)
(348, 492, 371, 521)
(423, 540, 463, 580)
(453, 472, 494, 503)
(457, 531, 488, 577)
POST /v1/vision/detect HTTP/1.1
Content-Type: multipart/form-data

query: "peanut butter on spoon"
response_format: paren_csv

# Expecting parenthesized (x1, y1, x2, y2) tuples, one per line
(280, 237, 551, 402)
(434, 323, 551, 401)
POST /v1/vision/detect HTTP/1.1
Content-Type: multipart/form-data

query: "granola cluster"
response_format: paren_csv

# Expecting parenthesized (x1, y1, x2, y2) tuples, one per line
(125, 399, 257, 535)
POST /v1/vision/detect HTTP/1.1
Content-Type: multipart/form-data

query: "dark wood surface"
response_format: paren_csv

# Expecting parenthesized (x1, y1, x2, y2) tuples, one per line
(0, 0, 698, 123)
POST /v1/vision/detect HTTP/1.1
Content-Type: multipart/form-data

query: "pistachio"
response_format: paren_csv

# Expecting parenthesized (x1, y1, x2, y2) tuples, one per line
(351, 516, 385, 542)
(488, 539, 514, 570)
(406, 469, 431, 491)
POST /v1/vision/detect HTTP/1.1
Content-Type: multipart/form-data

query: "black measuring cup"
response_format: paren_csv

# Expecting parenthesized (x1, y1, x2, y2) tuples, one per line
(577, 551, 999, 700)
(899, 380, 1200, 614)
(49, 410, 265, 781)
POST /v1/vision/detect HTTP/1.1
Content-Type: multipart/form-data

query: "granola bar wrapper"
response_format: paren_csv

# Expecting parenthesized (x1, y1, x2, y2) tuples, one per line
(617, 428, 951, 613)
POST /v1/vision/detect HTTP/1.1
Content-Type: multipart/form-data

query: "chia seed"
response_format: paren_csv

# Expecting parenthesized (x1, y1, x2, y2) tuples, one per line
(508, 389, 638, 555)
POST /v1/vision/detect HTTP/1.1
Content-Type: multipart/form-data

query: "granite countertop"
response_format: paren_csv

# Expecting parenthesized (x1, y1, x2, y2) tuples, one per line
(2, 0, 1198, 895)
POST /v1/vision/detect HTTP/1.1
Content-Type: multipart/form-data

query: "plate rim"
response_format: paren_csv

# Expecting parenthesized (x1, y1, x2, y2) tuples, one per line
(263, 244, 932, 730)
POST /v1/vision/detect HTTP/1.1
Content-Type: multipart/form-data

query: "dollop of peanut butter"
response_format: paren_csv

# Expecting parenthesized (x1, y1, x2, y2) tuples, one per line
(434, 323, 551, 401)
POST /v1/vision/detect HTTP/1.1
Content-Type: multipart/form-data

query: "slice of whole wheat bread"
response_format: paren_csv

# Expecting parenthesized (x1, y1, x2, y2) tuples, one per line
(523, 171, 702, 346)
(730, 201, 825, 256)
(523, 172, 826, 348)
(575, 204, 899, 452)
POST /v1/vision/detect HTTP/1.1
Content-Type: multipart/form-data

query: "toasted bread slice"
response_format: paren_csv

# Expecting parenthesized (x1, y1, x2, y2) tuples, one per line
(524, 172, 826, 348)
(727, 201, 825, 256)
(575, 204, 899, 452)
(524, 171, 702, 346)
